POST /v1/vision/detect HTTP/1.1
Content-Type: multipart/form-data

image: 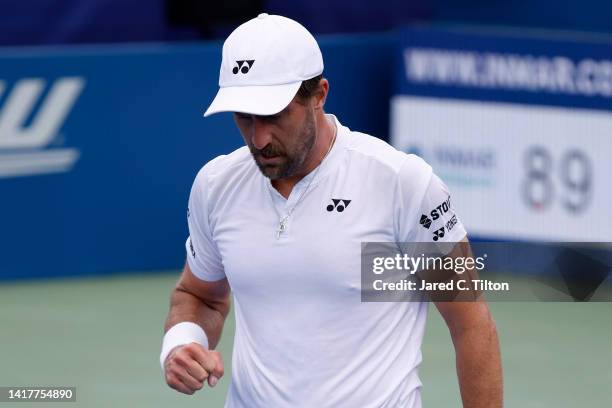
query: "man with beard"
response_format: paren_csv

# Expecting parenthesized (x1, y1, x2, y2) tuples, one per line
(160, 14, 502, 408)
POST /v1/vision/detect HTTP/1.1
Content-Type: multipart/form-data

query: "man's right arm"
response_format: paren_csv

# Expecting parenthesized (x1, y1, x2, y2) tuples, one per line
(162, 262, 231, 394)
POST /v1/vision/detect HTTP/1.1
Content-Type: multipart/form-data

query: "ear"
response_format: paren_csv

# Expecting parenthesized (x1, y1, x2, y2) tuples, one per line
(313, 78, 329, 110)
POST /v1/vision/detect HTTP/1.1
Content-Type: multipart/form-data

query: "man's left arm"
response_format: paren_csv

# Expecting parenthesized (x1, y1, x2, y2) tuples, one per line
(395, 161, 503, 406)
(433, 248, 503, 408)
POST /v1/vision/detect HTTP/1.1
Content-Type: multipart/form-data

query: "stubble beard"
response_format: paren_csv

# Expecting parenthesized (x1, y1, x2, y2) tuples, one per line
(252, 109, 317, 180)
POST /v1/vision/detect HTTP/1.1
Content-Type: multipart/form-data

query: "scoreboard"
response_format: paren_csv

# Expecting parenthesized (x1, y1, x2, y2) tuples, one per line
(391, 27, 612, 241)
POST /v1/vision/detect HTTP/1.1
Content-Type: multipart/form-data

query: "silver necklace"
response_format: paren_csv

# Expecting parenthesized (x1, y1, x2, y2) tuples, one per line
(270, 121, 337, 239)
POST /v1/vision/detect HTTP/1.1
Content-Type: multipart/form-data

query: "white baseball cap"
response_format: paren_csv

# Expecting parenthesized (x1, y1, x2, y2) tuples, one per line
(203, 13, 324, 117)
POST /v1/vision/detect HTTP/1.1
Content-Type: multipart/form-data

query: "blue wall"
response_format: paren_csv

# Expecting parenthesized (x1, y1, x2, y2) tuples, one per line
(0, 34, 393, 280)
(3, 1, 612, 46)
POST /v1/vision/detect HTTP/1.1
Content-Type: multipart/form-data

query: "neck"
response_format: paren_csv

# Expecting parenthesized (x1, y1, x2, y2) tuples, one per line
(272, 113, 336, 198)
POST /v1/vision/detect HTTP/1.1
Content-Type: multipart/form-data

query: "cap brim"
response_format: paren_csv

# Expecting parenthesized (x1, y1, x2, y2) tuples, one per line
(203, 82, 302, 117)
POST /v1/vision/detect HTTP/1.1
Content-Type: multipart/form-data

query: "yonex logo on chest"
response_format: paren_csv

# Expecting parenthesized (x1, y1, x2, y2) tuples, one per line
(327, 199, 351, 212)
(233, 60, 255, 74)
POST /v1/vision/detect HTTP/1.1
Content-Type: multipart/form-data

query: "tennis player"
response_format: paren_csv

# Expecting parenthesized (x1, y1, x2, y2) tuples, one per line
(160, 14, 502, 407)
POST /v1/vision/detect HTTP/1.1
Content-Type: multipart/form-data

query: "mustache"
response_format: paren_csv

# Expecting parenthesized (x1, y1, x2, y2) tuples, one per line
(253, 144, 285, 159)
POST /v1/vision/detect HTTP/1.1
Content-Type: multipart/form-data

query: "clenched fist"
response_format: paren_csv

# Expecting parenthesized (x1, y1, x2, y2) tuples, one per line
(163, 342, 224, 395)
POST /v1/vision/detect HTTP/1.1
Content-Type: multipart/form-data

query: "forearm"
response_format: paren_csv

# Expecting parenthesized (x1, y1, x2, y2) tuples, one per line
(452, 317, 503, 408)
(164, 287, 229, 350)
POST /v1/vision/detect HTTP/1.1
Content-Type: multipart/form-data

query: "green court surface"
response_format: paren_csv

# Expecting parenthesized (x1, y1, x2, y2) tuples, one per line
(1, 272, 610, 407)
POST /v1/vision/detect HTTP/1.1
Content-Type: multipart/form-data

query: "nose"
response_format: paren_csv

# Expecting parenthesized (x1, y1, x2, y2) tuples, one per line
(250, 116, 273, 150)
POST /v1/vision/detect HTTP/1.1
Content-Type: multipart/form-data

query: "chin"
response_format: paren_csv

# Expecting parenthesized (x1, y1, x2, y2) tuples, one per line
(257, 165, 282, 180)
(256, 159, 291, 180)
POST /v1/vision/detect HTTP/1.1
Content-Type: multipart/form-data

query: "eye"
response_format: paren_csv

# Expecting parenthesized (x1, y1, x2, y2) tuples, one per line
(260, 108, 287, 122)
(261, 114, 281, 122)
(234, 112, 252, 121)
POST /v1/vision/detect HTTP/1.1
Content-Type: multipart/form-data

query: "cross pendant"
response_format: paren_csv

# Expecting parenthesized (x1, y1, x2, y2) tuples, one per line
(276, 216, 288, 239)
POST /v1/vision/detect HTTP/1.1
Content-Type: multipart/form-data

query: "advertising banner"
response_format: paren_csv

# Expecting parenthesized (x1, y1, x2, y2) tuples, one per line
(391, 27, 612, 241)
(0, 35, 393, 280)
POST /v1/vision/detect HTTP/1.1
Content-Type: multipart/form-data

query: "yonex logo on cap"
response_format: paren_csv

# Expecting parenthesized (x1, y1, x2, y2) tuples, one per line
(204, 15, 324, 117)
(233, 60, 255, 74)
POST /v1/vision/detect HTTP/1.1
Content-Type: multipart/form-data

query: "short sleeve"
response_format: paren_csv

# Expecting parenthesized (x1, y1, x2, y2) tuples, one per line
(185, 169, 226, 281)
(411, 173, 467, 244)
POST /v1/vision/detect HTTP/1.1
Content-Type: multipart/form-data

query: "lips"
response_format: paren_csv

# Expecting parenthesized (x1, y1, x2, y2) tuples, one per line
(260, 152, 279, 159)
(258, 155, 282, 165)
(257, 148, 283, 162)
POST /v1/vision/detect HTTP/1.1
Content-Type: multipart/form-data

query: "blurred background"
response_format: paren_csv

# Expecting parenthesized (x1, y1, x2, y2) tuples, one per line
(1, 1, 611, 407)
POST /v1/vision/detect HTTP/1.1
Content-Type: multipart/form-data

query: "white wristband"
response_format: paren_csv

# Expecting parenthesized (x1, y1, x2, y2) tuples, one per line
(160, 322, 209, 371)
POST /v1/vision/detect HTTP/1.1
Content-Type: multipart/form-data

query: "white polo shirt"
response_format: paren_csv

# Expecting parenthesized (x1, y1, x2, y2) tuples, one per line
(186, 115, 466, 407)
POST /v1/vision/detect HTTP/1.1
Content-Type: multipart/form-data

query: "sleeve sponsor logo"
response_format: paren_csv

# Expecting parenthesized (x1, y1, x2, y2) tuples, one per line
(446, 214, 458, 232)
(431, 215, 459, 241)
(189, 237, 196, 258)
(419, 196, 459, 240)
(432, 226, 445, 241)
(419, 214, 432, 229)
(419, 195, 453, 231)
(430, 195, 452, 220)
